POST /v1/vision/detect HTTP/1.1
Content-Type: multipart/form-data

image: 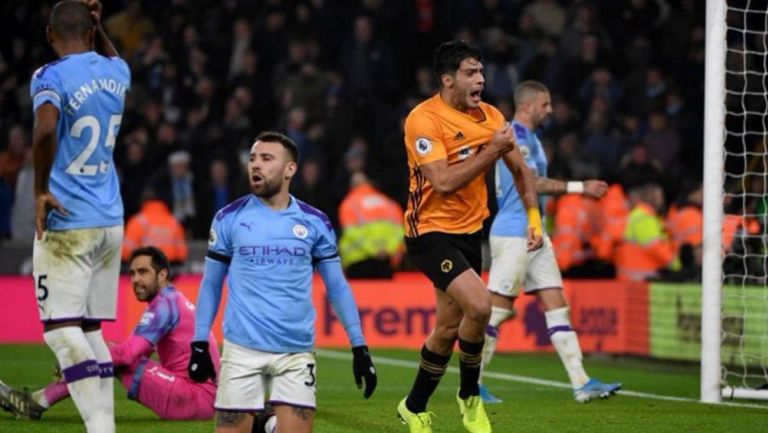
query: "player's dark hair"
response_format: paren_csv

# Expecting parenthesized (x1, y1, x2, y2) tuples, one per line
(255, 131, 300, 163)
(129, 246, 170, 276)
(433, 40, 482, 86)
(49, 1, 93, 41)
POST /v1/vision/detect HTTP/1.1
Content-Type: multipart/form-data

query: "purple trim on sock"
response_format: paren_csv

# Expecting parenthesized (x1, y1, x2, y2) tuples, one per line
(548, 325, 573, 336)
(63, 360, 101, 383)
(268, 400, 316, 411)
(485, 325, 499, 338)
(99, 362, 114, 378)
(127, 358, 149, 400)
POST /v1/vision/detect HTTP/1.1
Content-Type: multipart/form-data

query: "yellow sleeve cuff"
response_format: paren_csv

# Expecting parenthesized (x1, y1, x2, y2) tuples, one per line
(527, 208, 543, 236)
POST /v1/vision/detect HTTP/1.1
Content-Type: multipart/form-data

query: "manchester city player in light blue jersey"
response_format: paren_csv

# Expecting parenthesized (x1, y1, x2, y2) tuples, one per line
(479, 81, 621, 404)
(188, 131, 378, 433)
(29, 1, 128, 432)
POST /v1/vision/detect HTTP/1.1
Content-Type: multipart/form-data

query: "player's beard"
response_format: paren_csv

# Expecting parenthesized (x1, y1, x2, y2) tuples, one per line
(133, 280, 160, 302)
(251, 176, 282, 198)
(532, 110, 550, 130)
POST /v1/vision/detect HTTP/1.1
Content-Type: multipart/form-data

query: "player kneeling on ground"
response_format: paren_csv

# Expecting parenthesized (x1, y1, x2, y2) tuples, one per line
(0, 246, 220, 420)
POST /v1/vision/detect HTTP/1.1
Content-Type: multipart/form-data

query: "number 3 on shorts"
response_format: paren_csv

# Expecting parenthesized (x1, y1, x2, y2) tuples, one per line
(304, 363, 316, 387)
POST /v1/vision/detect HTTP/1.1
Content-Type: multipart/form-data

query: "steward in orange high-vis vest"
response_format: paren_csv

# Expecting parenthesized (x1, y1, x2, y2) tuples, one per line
(666, 182, 703, 252)
(590, 183, 628, 265)
(552, 193, 599, 271)
(339, 172, 404, 278)
(615, 183, 679, 282)
(722, 214, 761, 253)
(122, 191, 188, 265)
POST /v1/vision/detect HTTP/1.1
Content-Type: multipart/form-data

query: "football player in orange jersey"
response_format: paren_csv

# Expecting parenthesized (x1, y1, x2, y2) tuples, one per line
(396, 40, 542, 433)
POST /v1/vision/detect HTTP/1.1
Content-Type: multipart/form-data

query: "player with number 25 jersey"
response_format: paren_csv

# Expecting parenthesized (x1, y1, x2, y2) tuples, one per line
(29, 2, 130, 433)
(30, 50, 130, 229)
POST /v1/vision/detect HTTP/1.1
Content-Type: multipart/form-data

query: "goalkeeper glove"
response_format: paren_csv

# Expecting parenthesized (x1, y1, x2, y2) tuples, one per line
(352, 345, 377, 399)
(188, 341, 216, 383)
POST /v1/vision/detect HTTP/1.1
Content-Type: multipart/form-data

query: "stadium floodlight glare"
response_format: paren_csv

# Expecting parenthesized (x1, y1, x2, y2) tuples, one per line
(703, 0, 768, 403)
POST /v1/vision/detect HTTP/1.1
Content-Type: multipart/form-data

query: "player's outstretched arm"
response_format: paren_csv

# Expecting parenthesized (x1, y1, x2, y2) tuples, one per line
(534, 177, 609, 199)
(188, 257, 227, 382)
(317, 259, 377, 399)
(33, 103, 67, 239)
(502, 147, 544, 251)
(82, 0, 119, 58)
(419, 125, 516, 195)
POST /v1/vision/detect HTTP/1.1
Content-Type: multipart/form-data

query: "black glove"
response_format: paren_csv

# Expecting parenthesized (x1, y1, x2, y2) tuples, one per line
(352, 345, 377, 399)
(188, 341, 216, 383)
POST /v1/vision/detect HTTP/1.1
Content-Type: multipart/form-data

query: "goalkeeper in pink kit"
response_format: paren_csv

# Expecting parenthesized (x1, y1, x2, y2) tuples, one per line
(0, 246, 221, 420)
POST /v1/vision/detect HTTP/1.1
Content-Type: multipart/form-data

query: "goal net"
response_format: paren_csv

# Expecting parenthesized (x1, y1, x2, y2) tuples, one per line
(703, 0, 768, 402)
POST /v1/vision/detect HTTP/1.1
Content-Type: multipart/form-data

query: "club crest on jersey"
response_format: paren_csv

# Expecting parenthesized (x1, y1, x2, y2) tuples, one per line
(519, 145, 530, 159)
(293, 224, 308, 239)
(457, 146, 473, 160)
(208, 229, 217, 246)
(415, 137, 432, 155)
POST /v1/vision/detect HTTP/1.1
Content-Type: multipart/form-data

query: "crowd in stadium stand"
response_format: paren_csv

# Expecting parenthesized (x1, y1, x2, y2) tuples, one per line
(0, 0, 764, 282)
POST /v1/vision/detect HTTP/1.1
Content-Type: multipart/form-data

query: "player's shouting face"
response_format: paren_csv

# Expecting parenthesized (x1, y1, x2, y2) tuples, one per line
(452, 57, 485, 110)
(248, 140, 297, 198)
(439, 56, 485, 112)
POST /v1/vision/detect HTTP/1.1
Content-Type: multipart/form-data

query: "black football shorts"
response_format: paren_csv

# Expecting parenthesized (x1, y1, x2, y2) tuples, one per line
(405, 231, 483, 291)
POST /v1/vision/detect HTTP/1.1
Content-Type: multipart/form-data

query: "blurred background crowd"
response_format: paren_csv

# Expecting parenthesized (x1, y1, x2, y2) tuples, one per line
(0, 0, 765, 283)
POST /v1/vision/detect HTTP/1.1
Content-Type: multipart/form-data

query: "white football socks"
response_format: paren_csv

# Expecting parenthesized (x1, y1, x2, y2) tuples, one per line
(85, 329, 115, 431)
(44, 326, 113, 433)
(545, 307, 589, 388)
(265, 415, 277, 433)
(480, 306, 516, 376)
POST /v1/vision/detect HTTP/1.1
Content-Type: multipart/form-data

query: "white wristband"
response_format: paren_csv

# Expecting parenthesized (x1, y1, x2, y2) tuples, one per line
(566, 181, 584, 194)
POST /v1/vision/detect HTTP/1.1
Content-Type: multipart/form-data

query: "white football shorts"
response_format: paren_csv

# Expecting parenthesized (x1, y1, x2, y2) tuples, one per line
(215, 339, 317, 411)
(487, 234, 563, 298)
(33, 225, 123, 323)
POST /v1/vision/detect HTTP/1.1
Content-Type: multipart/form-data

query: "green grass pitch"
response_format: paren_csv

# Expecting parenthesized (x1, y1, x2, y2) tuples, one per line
(1, 345, 766, 432)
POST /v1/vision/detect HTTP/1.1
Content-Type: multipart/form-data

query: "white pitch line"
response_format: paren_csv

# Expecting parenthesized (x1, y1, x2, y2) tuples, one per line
(316, 349, 768, 410)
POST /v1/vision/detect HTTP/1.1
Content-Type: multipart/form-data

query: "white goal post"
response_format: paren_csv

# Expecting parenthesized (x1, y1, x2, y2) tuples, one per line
(703, 0, 768, 403)
(701, 0, 725, 404)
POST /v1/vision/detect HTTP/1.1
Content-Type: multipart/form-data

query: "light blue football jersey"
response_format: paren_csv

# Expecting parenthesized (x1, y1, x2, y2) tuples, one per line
(206, 195, 346, 352)
(490, 120, 547, 237)
(30, 51, 130, 230)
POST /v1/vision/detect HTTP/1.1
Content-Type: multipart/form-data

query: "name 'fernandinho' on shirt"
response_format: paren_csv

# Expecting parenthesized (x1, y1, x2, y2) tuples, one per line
(63, 78, 128, 115)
